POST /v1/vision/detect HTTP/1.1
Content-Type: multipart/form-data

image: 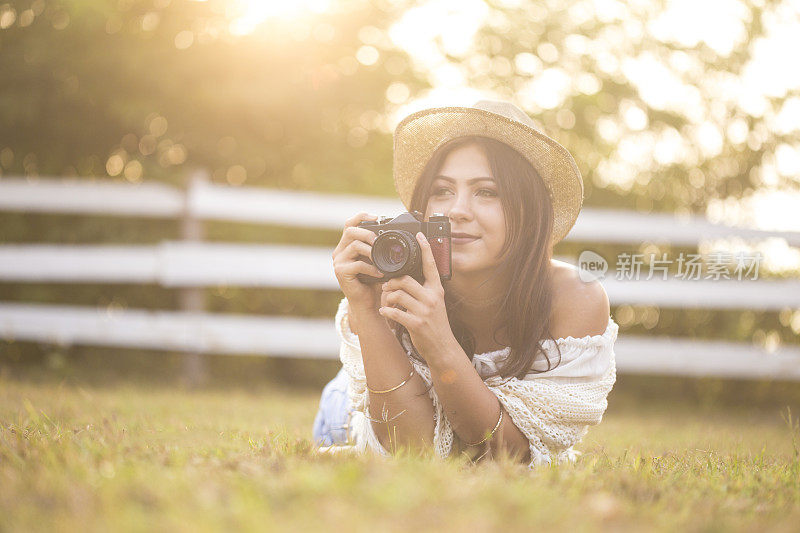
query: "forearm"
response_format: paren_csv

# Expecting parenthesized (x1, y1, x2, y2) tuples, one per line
(349, 306, 436, 453)
(427, 340, 531, 463)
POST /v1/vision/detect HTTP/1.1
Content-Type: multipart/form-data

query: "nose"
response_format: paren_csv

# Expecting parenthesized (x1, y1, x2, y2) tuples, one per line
(446, 191, 474, 222)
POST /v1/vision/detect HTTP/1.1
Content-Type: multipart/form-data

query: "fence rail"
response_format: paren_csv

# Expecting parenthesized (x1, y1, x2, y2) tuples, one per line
(1, 243, 799, 310)
(1, 302, 799, 380)
(1, 175, 798, 380)
(2, 177, 799, 245)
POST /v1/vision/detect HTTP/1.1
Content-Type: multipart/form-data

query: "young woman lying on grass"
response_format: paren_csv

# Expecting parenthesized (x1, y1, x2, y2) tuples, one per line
(314, 100, 618, 469)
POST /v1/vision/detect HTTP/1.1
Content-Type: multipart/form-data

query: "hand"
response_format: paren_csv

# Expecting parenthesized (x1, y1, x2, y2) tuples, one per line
(378, 232, 456, 360)
(332, 212, 385, 313)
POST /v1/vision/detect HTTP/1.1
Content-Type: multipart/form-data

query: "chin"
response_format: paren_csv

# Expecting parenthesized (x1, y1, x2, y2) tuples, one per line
(449, 254, 503, 276)
(449, 261, 485, 276)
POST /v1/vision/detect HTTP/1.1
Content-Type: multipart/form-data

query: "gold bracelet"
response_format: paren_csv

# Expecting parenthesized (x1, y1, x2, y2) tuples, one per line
(464, 403, 504, 447)
(366, 368, 415, 394)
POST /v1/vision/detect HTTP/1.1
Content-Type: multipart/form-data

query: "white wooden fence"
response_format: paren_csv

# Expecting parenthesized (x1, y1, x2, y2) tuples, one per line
(1, 173, 799, 380)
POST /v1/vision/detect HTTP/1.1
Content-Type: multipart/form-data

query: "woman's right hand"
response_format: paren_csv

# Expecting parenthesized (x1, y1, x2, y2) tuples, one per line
(332, 212, 385, 313)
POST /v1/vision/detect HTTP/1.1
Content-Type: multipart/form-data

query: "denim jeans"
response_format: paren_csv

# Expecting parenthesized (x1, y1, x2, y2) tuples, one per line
(312, 366, 352, 446)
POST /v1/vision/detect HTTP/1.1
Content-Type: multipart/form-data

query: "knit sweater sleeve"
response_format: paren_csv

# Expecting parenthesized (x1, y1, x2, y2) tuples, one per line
(397, 324, 618, 469)
(334, 297, 391, 457)
(479, 321, 619, 470)
(335, 296, 454, 459)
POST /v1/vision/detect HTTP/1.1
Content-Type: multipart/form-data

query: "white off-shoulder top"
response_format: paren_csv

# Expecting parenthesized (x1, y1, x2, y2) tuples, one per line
(331, 297, 618, 470)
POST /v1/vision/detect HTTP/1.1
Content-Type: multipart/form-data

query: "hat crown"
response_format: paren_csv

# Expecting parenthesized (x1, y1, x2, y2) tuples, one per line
(472, 99, 541, 133)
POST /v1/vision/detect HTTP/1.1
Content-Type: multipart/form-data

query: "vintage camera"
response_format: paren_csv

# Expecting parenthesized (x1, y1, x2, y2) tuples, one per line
(356, 211, 452, 284)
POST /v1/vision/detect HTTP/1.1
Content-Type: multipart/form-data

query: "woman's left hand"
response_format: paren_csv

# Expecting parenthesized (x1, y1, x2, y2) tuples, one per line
(378, 232, 456, 361)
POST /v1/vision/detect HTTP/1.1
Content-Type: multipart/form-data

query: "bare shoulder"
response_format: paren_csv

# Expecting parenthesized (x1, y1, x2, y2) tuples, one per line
(549, 259, 611, 339)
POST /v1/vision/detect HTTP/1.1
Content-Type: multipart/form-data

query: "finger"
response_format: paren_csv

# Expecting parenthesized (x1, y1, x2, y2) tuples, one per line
(378, 305, 416, 331)
(344, 212, 378, 229)
(384, 288, 424, 315)
(337, 260, 384, 281)
(380, 287, 389, 308)
(381, 275, 426, 301)
(379, 298, 400, 331)
(341, 238, 374, 263)
(416, 232, 443, 289)
(333, 225, 378, 257)
(334, 212, 376, 255)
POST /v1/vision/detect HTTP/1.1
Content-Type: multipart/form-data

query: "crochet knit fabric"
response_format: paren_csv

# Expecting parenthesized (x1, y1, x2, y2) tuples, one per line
(332, 297, 618, 470)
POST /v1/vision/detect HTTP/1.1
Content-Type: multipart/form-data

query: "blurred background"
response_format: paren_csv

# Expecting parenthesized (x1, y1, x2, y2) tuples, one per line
(1, 0, 799, 394)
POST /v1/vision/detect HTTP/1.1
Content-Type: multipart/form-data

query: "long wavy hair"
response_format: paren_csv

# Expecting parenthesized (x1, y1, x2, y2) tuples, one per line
(394, 135, 563, 382)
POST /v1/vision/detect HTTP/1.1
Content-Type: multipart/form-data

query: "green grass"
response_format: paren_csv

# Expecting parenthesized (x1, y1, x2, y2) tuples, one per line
(1, 368, 799, 532)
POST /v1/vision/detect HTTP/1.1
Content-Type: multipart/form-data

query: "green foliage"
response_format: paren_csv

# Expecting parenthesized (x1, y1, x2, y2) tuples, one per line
(4, 0, 797, 208)
(0, 0, 419, 194)
(464, 0, 800, 212)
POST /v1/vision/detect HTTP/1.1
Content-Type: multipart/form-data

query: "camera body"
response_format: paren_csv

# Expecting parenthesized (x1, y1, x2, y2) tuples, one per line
(356, 211, 452, 285)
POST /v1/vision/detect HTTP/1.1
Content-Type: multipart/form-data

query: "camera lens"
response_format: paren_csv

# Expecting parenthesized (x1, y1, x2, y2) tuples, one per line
(372, 231, 419, 274)
(389, 243, 405, 265)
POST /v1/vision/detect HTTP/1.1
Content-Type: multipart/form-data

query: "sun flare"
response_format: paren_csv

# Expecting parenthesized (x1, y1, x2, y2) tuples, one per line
(227, 0, 331, 35)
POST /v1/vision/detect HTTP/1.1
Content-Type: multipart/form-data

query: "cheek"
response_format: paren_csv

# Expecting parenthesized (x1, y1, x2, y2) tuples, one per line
(487, 209, 507, 244)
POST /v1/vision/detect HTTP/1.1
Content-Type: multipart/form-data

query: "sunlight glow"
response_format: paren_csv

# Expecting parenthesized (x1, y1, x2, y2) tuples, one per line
(388, 0, 490, 118)
(621, 52, 705, 122)
(517, 68, 572, 110)
(389, 0, 488, 64)
(707, 188, 800, 241)
(227, 0, 331, 35)
(699, 236, 800, 276)
(771, 97, 800, 135)
(383, 0, 800, 202)
(648, 0, 750, 57)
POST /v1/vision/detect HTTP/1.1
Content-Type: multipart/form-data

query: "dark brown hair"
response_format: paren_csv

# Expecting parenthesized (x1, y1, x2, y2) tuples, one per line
(395, 135, 562, 382)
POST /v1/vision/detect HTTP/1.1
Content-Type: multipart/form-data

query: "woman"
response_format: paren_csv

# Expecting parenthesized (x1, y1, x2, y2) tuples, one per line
(312, 100, 618, 469)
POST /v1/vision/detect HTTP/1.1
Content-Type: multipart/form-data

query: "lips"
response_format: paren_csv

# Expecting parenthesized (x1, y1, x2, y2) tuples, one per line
(451, 232, 479, 245)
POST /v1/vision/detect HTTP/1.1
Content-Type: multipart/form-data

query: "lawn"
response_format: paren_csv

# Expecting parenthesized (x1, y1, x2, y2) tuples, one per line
(1, 366, 799, 532)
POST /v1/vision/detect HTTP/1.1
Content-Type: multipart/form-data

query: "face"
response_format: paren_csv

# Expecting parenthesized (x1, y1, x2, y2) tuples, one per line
(424, 142, 507, 278)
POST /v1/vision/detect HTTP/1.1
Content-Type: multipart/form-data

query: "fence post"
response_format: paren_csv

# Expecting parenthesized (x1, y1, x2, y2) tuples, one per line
(180, 168, 209, 387)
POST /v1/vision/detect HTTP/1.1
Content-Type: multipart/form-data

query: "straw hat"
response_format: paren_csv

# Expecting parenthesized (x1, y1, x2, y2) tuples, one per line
(392, 99, 584, 245)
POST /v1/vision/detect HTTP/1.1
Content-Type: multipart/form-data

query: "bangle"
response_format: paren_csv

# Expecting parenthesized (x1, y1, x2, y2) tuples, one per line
(464, 403, 504, 447)
(367, 368, 415, 394)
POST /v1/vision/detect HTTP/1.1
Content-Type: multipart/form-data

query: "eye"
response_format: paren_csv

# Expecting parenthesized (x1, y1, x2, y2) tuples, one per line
(432, 187, 452, 196)
(477, 188, 497, 197)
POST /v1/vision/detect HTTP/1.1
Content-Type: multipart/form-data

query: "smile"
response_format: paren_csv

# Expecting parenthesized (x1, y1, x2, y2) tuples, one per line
(452, 236, 478, 245)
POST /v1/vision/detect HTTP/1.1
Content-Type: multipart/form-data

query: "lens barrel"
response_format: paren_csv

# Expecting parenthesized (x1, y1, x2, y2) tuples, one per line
(371, 230, 420, 275)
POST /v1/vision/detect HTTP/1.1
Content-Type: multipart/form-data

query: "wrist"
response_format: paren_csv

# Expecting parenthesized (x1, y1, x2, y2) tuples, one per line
(348, 304, 383, 335)
(425, 336, 465, 370)
(349, 303, 381, 322)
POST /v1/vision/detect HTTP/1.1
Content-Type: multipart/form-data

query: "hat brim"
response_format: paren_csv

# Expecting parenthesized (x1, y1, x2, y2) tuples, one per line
(393, 107, 584, 246)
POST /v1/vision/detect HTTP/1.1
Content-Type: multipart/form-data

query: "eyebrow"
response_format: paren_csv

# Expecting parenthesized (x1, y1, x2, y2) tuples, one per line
(433, 175, 495, 184)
